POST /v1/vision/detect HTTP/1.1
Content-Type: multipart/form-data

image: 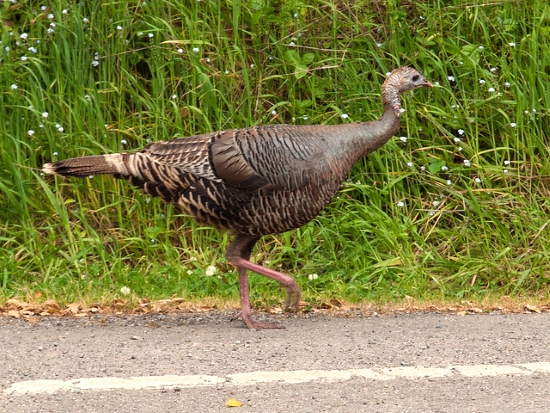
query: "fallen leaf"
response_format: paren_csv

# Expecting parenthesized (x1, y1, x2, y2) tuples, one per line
(525, 304, 541, 313)
(66, 302, 80, 314)
(269, 306, 283, 314)
(330, 299, 343, 308)
(8, 310, 20, 318)
(225, 398, 243, 407)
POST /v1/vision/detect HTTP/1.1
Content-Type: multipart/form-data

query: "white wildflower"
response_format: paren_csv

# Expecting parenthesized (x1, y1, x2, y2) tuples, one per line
(47, 13, 54, 20)
(503, 169, 509, 174)
(192, 47, 199, 53)
(148, 33, 153, 38)
(463, 159, 471, 166)
(177, 48, 183, 53)
(510, 122, 516, 127)
(407, 162, 413, 168)
(27, 130, 35, 136)
(474, 177, 481, 183)
(308, 273, 318, 281)
(21, 55, 27, 61)
(509, 42, 516, 47)
(62, 9, 68, 14)
(83, 17, 90, 23)
(505, 82, 511, 87)
(42, 112, 49, 118)
(504, 160, 510, 165)
(488, 87, 495, 92)
(271, 110, 277, 115)
(341, 113, 349, 119)
(120, 286, 131, 295)
(121, 139, 127, 145)
(397, 201, 404, 208)
(116, 25, 123, 30)
(20, 32, 28, 40)
(453, 137, 461, 143)
(171, 94, 177, 99)
(490, 67, 497, 72)
(205, 265, 217, 277)
(447, 180, 452, 185)
(28, 46, 37, 53)
(441, 165, 449, 171)
(479, 79, 486, 84)
(400, 136, 407, 142)
(447, 75, 455, 82)
(10, 84, 17, 90)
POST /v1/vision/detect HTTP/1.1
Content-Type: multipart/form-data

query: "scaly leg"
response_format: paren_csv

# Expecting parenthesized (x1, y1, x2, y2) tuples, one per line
(226, 234, 301, 329)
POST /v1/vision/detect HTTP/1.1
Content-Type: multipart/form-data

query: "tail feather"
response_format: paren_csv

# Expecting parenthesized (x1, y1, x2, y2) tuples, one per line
(43, 154, 127, 177)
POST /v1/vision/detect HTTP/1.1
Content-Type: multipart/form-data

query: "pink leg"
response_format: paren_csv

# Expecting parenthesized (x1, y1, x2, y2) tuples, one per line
(226, 234, 301, 330)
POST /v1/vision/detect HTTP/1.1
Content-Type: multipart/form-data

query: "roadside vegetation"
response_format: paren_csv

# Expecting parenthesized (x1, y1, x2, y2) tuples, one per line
(1, 0, 549, 312)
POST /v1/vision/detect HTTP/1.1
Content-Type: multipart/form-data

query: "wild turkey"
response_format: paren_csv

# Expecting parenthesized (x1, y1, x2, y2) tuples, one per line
(43, 66, 432, 329)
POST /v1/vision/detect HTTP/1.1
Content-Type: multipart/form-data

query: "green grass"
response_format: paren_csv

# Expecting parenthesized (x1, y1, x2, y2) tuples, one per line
(1, 0, 549, 310)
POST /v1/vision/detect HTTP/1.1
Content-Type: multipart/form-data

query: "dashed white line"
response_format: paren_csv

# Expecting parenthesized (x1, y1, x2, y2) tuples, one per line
(5, 362, 550, 395)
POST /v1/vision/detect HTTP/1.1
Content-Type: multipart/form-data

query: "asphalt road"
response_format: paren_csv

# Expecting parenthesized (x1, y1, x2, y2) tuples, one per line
(1, 311, 549, 412)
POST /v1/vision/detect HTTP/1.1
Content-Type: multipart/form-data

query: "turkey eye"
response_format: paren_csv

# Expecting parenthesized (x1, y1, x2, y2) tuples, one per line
(412, 74, 420, 82)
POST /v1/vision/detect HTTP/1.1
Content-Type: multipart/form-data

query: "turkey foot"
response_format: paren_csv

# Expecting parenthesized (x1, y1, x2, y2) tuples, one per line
(226, 234, 301, 329)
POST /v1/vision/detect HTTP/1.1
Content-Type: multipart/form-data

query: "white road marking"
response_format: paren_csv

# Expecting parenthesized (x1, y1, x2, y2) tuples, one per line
(5, 362, 550, 395)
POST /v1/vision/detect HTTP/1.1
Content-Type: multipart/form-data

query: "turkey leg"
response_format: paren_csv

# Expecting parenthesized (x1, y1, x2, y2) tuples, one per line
(226, 234, 301, 329)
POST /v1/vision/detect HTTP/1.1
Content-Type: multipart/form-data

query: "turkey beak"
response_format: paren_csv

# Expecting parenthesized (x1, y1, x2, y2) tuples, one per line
(423, 80, 433, 88)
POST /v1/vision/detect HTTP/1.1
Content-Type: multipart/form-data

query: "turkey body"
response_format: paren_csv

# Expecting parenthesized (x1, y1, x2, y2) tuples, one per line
(43, 67, 432, 329)
(49, 121, 395, 236)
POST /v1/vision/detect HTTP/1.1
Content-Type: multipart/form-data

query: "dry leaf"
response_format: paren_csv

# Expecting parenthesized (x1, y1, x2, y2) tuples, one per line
(225, 398, 243, 407)
(8, 310, 20, 318)
(525, 304, 541, 313)
(66, 302, 80, 314)
(269, 306, 283, 314)
(330, 299, 343, 308)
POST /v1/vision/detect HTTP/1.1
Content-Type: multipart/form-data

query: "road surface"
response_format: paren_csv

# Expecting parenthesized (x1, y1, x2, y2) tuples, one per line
(1, 311, 549, 412)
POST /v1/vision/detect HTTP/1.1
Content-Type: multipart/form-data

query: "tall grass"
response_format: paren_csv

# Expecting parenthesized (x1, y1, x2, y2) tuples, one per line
(0, 0, 549, 308)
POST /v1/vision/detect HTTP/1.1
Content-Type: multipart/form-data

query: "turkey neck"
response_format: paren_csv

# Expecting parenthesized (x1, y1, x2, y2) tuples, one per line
(324, 97, 402, 171)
